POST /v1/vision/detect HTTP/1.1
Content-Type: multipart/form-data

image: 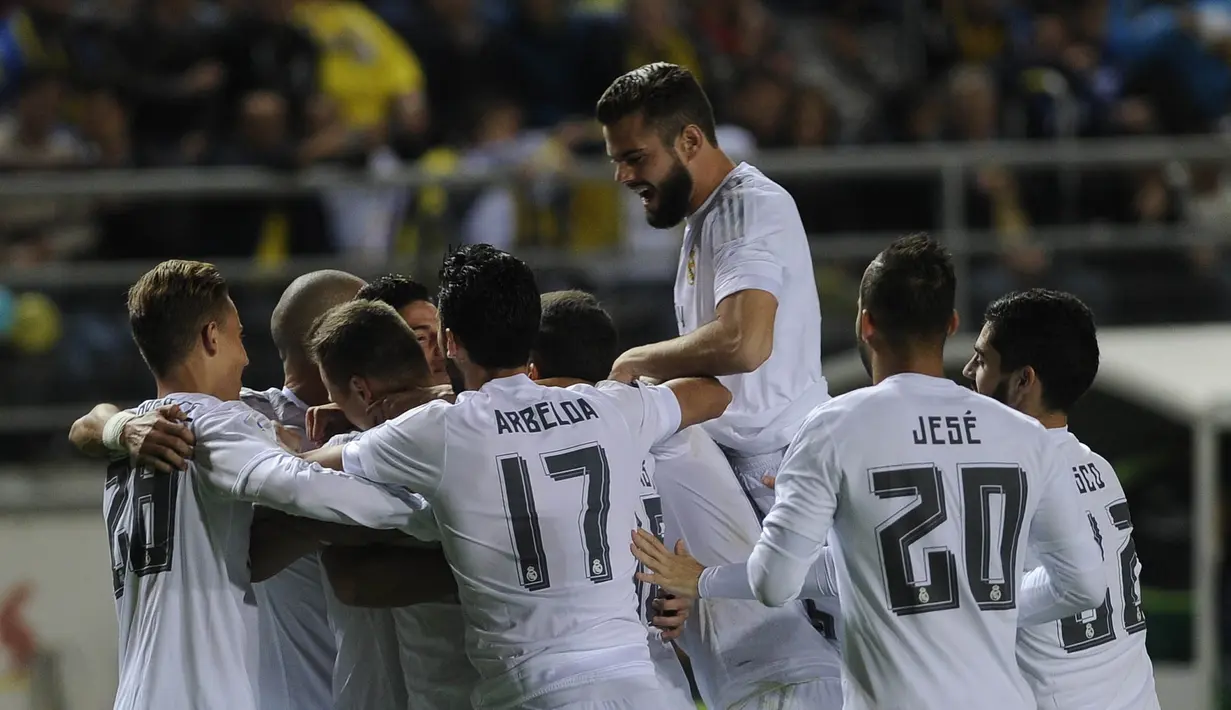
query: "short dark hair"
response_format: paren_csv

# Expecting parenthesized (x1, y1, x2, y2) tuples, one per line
(532, 291, 618, 384)
(270, 270, 365, 363)
(127, 260, 231, 377)
(596, 62, 719, 147)
(437, 244, 540, 370)
(308, 300, 429, 390)
(983, 289, 1100, 413)
(859, 234, 956, 347)
(356, 274, 433, 311)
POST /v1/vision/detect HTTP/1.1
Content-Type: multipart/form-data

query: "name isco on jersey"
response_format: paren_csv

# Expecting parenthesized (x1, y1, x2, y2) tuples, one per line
(911, 412, 982, 446)
(495, 398, 600, 435)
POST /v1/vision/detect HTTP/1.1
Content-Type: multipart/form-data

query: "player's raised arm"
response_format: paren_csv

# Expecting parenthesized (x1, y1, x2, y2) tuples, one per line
(593, 377, 731, 451)
(747, 410, 841, 607)
(68, 403, 195, 472)
(1018, 440, 1106, 624)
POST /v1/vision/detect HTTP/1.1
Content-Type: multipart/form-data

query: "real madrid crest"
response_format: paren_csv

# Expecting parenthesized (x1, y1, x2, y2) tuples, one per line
(687, 246, 696, 285)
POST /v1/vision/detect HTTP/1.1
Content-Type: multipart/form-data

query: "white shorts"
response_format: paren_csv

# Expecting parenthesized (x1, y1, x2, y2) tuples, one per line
(729, 679, 844, 710)
(721, 446, 786, 519)
(521, 677, 662, 710)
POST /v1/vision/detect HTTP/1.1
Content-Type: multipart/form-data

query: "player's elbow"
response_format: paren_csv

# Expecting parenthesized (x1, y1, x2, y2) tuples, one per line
(727, 327, 772, 373)
(751, 578, 796, 608)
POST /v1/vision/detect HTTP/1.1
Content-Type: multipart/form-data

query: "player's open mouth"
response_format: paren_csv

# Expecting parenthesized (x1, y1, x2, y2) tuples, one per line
(631, 184, 655, 206)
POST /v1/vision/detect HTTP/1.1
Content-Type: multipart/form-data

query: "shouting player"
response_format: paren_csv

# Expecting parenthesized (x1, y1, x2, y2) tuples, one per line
(307, 245, 732, 709)
(597, 62, 827, 519)
(748, 235, 1105, 709)
(965, 289, 1160, 710)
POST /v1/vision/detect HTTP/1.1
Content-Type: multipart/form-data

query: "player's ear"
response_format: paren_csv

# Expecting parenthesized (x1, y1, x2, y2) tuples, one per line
(527, 362, 540, 380)
(946, 310, 960, 336)
(679, 125, 703, 161)
(858, 309, 875, 343)
(443, 328, 459, 359)
(350, 375, 371, 404)
(202, 320, 220, 357)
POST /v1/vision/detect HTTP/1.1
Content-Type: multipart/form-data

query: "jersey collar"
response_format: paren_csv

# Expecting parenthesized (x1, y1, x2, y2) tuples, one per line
(281, 386, 310, 412)
(686, 162, 748, 226)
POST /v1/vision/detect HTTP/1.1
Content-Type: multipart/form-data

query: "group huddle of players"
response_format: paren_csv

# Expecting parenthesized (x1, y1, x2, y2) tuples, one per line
(67, 61, 1160, 710)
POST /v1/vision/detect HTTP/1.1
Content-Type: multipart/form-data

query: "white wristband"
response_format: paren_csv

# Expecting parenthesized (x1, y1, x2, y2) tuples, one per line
(102, 410, 137, 454)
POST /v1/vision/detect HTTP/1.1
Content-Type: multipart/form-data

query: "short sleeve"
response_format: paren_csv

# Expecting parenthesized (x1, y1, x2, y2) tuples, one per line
(590, 380, 682, 452)
(711, 191, 789, 304)
(347, 400, 449, 496)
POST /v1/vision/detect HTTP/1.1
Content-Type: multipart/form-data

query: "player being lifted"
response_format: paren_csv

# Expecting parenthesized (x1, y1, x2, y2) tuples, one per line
(965, 289, 1160, 710)
(596, 62, 828, 518)
(305, 245, 732, 710)
(745, 235, 1104, 709)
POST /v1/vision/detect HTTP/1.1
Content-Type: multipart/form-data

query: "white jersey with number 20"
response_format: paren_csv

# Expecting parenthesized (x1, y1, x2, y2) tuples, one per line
(341, 374, 683, 709)
(753, 374, 1104, 710)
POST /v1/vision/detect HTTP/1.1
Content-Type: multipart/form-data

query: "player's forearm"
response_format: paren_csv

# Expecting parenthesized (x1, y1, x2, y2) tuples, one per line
(69, 403, 121, 457)
(321, 545, 457, 608)
(630, 320, 760, 380)
(747, 523, 826, 607)
(1017, 553, 1106, 625)
(701, 547, 839, 601)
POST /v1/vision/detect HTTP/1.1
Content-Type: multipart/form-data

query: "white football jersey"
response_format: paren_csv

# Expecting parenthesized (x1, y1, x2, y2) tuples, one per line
(107, 393, 438, 710)
(105, 394, 259, 710)
(756, 374, 1104, 710)
(674, 161, 829, 455)
(1016, 428, 1159, 710)
(341, 374, 683, 709)
(653, 427, 842, 710)
(241, 387, 336, 710)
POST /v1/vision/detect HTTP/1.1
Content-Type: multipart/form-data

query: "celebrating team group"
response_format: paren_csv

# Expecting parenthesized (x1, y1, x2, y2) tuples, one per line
(67, 61, 1160, 710)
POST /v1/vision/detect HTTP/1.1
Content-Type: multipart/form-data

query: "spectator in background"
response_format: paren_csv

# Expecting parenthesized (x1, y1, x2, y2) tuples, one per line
(407, 0, 519, 146)
(104, 0, 223, 166)
(0, 70, 94, 265)
(502, 0, 623, 128)
(622, 0, 703, 80)
(294, 0, 428, 256)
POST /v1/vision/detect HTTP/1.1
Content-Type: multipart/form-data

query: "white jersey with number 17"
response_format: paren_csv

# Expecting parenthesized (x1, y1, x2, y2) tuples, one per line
(341, 374, 683, 709)
(755, 374, 1104, 710)
(1016, 428, 1159, 710)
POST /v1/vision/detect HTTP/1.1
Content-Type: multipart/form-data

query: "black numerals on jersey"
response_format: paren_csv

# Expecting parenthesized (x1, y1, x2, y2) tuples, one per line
(636, 495, 665, 624)
(104, 460, 180, 599)
(498, 443, 614, 591)
(1059, 499, 1146, 652)
(872, 463, 1027, 616)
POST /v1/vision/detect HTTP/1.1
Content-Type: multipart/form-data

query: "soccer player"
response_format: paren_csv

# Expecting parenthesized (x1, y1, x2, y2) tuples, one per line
(71, 269, 367, 710)
(308, 298, 477, 710)
(746, 235, 1105, 709)
(596, 62, 827, 518)
(964, 289, 1160, 710)
(81, 260, 436, 710)
(355, 274, 450, 386)
(309, 244, 733, 709)
(532, 291, 843, 710)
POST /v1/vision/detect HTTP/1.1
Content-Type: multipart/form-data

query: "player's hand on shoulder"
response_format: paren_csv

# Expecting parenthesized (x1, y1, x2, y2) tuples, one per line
(122, 405, 195, 474)
(306, 403, 355, 446)
(631, 529, 705, 600)
(609, 347, 648, 384)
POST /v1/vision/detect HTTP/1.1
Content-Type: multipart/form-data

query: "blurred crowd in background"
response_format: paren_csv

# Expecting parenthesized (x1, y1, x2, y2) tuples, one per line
(5, 0, 1231, 445)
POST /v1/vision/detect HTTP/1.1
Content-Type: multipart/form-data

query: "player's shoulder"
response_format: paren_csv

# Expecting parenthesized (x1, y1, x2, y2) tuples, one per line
(189, 396, 278, 440)
(386, 397, 451, 432)
(1054, 429, 1117, 476)
(699, 163, 796, 228)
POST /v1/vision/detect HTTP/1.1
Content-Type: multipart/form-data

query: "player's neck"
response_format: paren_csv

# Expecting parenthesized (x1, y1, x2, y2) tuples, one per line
(281, 369, 328, 408)
(871, 352, 946, 385)
(461, 365, 530, 391)
(155, 365, 228, 401)
(1035, 410, 1068, 430)
(687, 150, 737, 215)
